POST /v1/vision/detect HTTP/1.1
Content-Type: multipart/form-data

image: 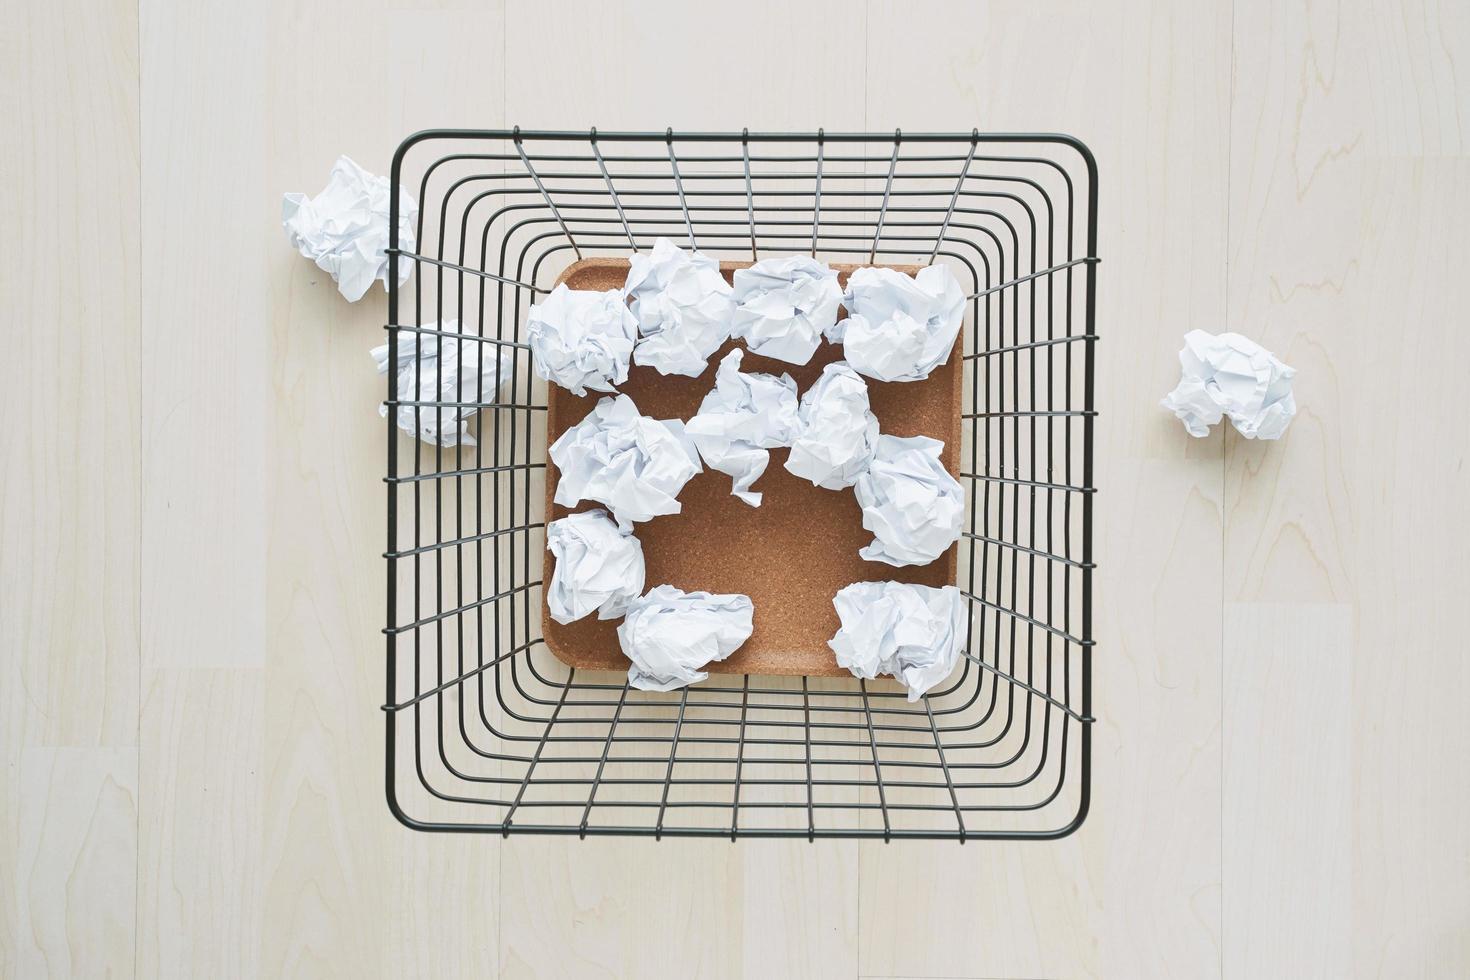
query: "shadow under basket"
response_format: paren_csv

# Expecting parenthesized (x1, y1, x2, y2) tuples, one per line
(383, 129, 1098, 841)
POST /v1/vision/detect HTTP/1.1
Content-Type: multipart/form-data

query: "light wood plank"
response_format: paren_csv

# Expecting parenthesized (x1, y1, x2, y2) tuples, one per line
(0, 0, 143, 746)
(137, 1, 270, 976)
(1228, 2, 1470, 975)
(136, 669, 263, 978)
(502, 0, 868, 132)
(497, 837, 859, 980)
(140, 0, 268, 671)
(498, 840, 741, 979)
(1223, 602, 1352, 979)
(0, 0, 141, 748)
(741, 840, 860, 980)
(12, 748, 139, 979)
(0, 0, 141, 975)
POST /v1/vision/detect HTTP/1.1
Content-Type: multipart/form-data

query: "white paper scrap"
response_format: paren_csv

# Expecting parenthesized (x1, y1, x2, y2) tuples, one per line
(854, 434, 964, 567)
(545, 509, 645, 624)
(370, 322, 511, 447)
(1161, 330, 1298, 439)
(828, 581, 967, 701)
(549, 394, 702, 529)
(685, 349, 799, 506)
(283, 155, 418, 302)
(624, 237, 735, 377)
(783, 361, 881, 490)
(617, 585, 754, 691)
(527, 284, 638, 396)
(730, 256, 843, 365)
(826, 264, 966, 381)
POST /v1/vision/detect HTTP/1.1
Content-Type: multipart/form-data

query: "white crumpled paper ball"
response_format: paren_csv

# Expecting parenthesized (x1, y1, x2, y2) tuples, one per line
(624, 237, 735, 377)
(283, 155, 418, 302)
(1161, 329, 1297, 440)
(783, 361, 880, 491)
(616, 585, 754, 691)
(370, 322, 511, 447)
(730, 256, 843, 365)
(828, 581, 967, 701)
(685, 349, 799, 506)
(549, 394, 702, 530)
(826, 264, 966, 382)
(527, 284, 638, 396)
(545, 509, 646, 625)
(854, 434, 964, 567)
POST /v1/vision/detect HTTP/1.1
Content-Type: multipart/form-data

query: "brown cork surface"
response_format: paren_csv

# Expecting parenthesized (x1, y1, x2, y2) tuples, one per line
(542, 258, 963, 677)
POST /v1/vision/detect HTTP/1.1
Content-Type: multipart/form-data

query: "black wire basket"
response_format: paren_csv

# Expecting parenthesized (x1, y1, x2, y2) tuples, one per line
(383, 128, 1097, 840)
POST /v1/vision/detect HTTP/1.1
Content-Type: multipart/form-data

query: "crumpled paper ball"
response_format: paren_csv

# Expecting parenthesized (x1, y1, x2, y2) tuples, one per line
(685, 349, 799, 506)
(549, 394, 702, 530)
(1161, 330, 1297, 439)
(783, 361, 880, 491)
(729, 256, 843, 365)
(624, 237, 735, 377)
(545, 509, 646, 624)
(854, 434, 964, 567)
(617, 585, 754, 691)
(370, 323, 510, 447)
(283, 155, 417, 302)
(826, 264, 966, 382)
(527, 284, 638, 396)
(828, 581, 967, 701)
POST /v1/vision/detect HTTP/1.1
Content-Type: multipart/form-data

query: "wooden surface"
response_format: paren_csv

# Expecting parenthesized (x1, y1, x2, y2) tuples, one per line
(543, 259, 961, 677)
(3, 0, 1468, 977)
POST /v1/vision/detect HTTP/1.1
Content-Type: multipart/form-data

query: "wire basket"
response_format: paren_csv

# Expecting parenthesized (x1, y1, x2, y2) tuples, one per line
(383, 128, 1097, 841)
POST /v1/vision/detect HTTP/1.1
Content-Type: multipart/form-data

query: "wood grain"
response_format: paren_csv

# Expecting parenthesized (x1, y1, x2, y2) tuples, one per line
(13, 749, 138, 979)
(1228, 3, 1470, 975)
(136, 669, 263, 978)
(1223, 603, 1353, 978)
(4, 0, 1469, 977)
(1, 0, 141, 976)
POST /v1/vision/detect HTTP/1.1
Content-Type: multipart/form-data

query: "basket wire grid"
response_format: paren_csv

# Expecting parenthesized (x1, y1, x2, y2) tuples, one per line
(383, 129, 1097, 840)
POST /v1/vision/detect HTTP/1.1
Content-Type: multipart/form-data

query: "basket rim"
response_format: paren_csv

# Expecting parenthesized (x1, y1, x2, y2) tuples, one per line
(381, 127, 1098, 842)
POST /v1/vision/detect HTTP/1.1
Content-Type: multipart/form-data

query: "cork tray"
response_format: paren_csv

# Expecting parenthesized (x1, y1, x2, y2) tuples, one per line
(542, 258, 963, 677)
